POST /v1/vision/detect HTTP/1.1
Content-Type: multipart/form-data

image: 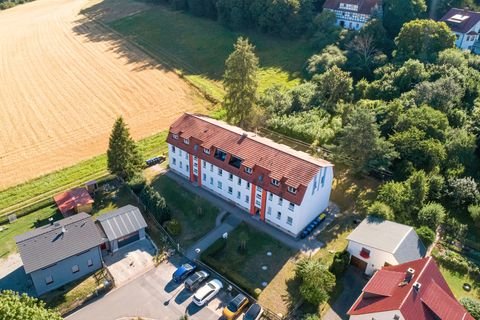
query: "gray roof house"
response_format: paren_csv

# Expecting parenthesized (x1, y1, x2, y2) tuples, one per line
(16, 213, 104, 295)
(346, 218, 426, 275)
(96, 205, 147, 253)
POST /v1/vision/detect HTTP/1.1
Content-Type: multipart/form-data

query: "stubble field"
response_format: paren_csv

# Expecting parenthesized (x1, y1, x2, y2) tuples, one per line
(0, 0, 209, 190)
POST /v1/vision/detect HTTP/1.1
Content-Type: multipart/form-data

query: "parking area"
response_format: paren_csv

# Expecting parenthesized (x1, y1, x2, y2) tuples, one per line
(67, 256, 238, 320)
(103, 238, 156, 287)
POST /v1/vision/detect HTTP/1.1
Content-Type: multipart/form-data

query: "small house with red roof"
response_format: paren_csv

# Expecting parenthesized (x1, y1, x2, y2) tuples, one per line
(323, 0, 382, 30)
(348, 256, 474, 320)
(347, 218, 426, 275)
(53, 188, 94, 217)
(441, 8, 480, 52)
(166, 113, 334, 237)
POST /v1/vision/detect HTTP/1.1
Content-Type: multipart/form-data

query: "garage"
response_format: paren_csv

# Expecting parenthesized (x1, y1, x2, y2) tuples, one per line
(96, 205, 147, 253)
(350, 255, 368, 273)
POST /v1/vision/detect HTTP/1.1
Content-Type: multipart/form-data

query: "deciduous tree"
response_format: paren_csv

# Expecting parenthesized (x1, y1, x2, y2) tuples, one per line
(295, 258, 335, 305)
(312, 66, 353, 113)
(418, 202, 446, 229)
(383, 0, 427, 37)
(0, 290, 62, 320)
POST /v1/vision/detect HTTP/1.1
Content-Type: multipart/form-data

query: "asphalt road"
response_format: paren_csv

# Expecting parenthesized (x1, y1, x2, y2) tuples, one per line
(67, 257, 229, 320)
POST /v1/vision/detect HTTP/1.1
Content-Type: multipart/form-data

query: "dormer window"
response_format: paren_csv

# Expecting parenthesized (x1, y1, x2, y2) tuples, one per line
(204, 148, 211, 155)
(214, 148, 227, 161)
(183, 138, 189, 145)
(245, 167, 252, 174)
(271, 179, 280, 187)
(287, 186, 297, 194)
(172, 134, 179, 140)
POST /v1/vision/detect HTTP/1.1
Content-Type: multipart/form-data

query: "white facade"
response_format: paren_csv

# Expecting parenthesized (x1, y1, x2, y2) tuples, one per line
(453, 29, 480, 50)
(326, 8, 371, 30)
(167, 143, 333, 236)
(347, 240, 398, 276)
(349, 310, 404, 320)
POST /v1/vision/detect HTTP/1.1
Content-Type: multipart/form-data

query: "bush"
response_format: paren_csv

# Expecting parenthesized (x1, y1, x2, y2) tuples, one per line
(329, 250, 350, 277)
(127, 174, 146, 194)
(433, 249, 480, 276)
(164, 219, 182, 236)
(415, 226, 435, 248)
(418, 202, 446, 229)
(468, 204, 480, 227)
(460, 297, 480, 320)
(367, 201, 394, 220)
(139, 185, 171, 223)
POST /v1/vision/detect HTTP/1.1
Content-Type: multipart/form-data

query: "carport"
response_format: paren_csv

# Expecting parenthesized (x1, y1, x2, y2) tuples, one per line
(96, 205, 147, 253)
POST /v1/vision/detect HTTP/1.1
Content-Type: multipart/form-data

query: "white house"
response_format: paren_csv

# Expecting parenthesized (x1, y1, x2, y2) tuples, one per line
(166, 113, 334, 237)
(346, 218, 426, 276)
(322, 0, 382, 30)
(440, 8, 480, 52)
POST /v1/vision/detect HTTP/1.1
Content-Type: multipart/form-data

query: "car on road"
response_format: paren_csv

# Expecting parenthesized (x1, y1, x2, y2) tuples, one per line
(192, 279, 223, 306)
(243, 303, 263, 320)
(223, 293, 249, 319)
(185, 270, 210, 292)
(172, 263, 196, 283)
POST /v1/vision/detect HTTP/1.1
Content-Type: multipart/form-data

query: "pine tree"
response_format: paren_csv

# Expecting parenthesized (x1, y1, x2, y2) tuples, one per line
(107, 117, 142, 181)
(223, 37, 259, 127)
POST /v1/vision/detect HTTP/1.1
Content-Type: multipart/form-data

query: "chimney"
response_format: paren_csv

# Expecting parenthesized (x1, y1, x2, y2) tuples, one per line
(413, 281, 421, 292)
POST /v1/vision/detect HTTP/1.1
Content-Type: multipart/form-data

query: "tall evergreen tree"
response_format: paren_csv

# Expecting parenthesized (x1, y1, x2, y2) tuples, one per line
(223, 37, 259, 127)
(107, 117, 142, 181)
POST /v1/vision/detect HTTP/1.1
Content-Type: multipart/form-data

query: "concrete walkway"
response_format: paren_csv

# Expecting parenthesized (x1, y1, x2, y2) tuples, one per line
(167, 171, 337, 256)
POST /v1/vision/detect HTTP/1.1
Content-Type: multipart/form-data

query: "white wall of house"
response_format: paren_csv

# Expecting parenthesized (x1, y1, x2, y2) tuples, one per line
(452, 22, 480, 50)
(325, 8, 371, 30)
(349, 310, 404, 320)
(347, 240, 398, 275)
(167, 143, 333, 236)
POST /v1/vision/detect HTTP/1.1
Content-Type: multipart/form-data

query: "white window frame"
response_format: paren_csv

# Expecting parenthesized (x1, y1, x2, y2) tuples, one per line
(217, 181, 222, 189)
(288, 186, 297, 194)
(271, 179, 280, 186)
(287, 217, 293, 226)
(277, 212, 281, 220)
(218, 168, 223, 176)
(172, 134, 179, 140)
(245, 167, 252, 174)
(172, 146, 176, 153)
(289, 202, 295, 211)
(228, 186, 233, 195)
(204, 148, 211, 154)
(183, 138, 190, 145)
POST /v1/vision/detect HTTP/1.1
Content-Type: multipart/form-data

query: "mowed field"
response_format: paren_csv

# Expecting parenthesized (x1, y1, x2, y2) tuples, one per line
(0, 0, 209, 190)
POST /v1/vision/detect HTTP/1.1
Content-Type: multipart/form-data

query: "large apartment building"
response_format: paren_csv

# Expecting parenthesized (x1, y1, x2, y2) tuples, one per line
(166, 114, 334, 237)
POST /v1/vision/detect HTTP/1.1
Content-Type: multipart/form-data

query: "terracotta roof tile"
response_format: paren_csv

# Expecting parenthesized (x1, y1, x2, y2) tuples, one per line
(53, 188, 93, 216)
(323, 0, 380, 15)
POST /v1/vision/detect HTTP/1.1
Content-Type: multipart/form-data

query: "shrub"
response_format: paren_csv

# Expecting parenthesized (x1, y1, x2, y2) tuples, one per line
(329, 250, 350, 277)
(460, 297, 480, 320)
(415, 226, 435, 248)
(433, 249, 480, 276)
(127, 173, 146, 194)
(468, 204, 480, 227)
(253, 288, 262, 299)
(165, 219, 182, 236)
(447, 177, 479, 208)
(140, 185, 170, 223)
(418, 202, 446, 229)
(367, 201, 395, 220)
(303, 315, 321, 320)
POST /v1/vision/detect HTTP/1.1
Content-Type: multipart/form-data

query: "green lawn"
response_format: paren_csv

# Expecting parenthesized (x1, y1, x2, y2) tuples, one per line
(91, 184, 141, 217)
(108, 4, 310, 95)
(440, 266, 479, 301)
(201, 222, 296, 296)
(150, 174, 219, 247)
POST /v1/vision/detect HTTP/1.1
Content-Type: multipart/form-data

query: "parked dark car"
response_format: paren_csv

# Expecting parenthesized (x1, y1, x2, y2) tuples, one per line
(145, 156, 166, 167)
(172, 263, 196, 283)
(243, 303, 263, 320)
(185, 270, 209, 291)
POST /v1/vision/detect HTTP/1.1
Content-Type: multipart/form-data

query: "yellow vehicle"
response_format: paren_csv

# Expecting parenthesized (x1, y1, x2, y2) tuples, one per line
(222, 293, 249, 320)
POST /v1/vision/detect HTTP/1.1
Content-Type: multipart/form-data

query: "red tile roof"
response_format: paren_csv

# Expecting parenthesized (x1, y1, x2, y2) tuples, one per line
(363, 270, 406, 297)
(166, 114, 333, 205)
(323, 0, 380, 15)
(53, 188, 94, 216)
(348, 257, 474, 320)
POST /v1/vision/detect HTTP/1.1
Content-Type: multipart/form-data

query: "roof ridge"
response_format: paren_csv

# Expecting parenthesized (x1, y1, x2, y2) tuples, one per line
(189, 113, 331, 168)
(392, 227, 415, 254)
(399, 257, 432, 309)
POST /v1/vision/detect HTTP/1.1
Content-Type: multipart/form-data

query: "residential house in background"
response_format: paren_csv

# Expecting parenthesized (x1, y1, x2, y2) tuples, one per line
(54, 187, 94, 217)
(323, 0, 382, 30)
(96, 205, 147, 253)
(440, 8, 480, 52)
(15, 213, 103, 295)
(166, 113, 334, 237)
(348, 257, 474, 320)
(347, 218, 426, 275)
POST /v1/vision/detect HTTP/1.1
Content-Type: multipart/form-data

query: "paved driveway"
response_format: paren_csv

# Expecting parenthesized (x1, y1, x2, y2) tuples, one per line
(103, 239, 156, 287)
(67, 256, 230, 320)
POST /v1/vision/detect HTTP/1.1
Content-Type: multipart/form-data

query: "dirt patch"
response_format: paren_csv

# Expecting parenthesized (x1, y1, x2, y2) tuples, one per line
(0, 0, 210, 190)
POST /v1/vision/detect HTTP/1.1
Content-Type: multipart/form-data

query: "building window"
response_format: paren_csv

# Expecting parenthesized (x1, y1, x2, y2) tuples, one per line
(228, 186, 233, 195)
(87, 259, 93, 267)
(203, 173, 206, 181)
(172, 158, 176, 165)
(179, 150, 182, 156)
(268, 193, 273, 201)
(183, 138, 189, 145)
(45, 276, 54, 285)
(257, 186, 262, 192)
(186, 165, 189, 172)
(185, 153, 188, 160)
(288, 186, 297, 194)
(271, 179, 280, 186)
(277, 212, 281, 220)
(360, 248, 370, 259)
(72, 265, 80, 273)
(202, 161, 206, 169)
(179, 161, 183, 169)
(246, 182, 250, 190)
(278, 198, 283, 206)
(237, 177, 241, 186)
(210, 177, 213, 185)
(214, 148, 227, 161)
(210, 164, 213, 172)
(217, 181, 222, 189)
(204, 148, 210, 155)
(218, 168, 223, 176)
(321, 175, 326, 187)
(289, 202, 295, 211)
(256, 199, 261, 206)
(256, 193, 262, 199)
(245, 195, 249, 203)
(267, 207, 271, 215)
(194, 144, 199, 151)
(237, 191, 241, 199)
(172, 146, 176, 153)
(287, 217, 293, 226)
(245, 167, 252, 174)
(258, 175, 264, 182)
(229, 173, 233, 181)
(172, 134, 178, 140)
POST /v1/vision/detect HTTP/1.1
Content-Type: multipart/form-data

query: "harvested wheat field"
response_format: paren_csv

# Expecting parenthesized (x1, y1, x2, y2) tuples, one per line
(0, 0, 210, 190)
